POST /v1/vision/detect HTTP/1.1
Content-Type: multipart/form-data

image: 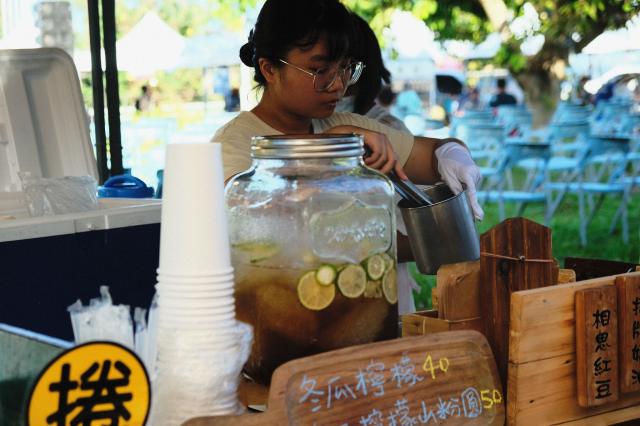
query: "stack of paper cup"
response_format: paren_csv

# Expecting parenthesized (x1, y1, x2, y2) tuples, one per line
(149, 143, 252, 426)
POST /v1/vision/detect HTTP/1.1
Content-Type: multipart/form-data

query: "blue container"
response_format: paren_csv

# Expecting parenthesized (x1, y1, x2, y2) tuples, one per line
(98, 175, 154, 198)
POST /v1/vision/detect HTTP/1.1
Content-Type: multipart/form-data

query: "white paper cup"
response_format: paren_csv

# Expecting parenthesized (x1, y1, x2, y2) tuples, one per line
(157, 303, 235, 314)
(157, 293, 234, 304)
(158, 302, 235, 313)
(156, 276, 235, 291)
(157, 314, 236, 325)
(156, 324, 243, 339)
(157, 314, 236, 327)
(159, 143, 231, 274)
(156, 289, 235, 301)
(156, 284, 234, 294)
(157, 277, 234, 286)
(156, 267, 234, 279)
(156, 280, 234, 289)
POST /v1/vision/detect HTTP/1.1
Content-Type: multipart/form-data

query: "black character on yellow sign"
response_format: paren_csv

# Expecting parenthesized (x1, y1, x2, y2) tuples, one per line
(28, 341, 150, 426)
(47, 360, 133, 425)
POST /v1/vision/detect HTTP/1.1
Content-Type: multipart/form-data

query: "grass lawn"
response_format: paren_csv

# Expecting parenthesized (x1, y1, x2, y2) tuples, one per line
(411, 191, 640, 310)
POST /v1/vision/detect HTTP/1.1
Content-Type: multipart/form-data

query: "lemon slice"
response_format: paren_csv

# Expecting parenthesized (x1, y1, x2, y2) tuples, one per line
(380, 252, 395, 271)
(315, 264, 337, 286)
(232, 241, 280, 263)
(297, 271, 335, 310)
(364, 254, 386, 280)
(382, 267, 398, 304)
(337, 264, 367, 298)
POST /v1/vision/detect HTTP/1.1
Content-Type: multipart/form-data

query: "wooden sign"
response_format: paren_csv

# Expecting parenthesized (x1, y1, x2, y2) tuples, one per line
(480, 218, 553, 389)
(575, 286, 619, 407)
(616, 275, 640, 394)
(509, 274, 640, 425)
(183, 331, 504, 425)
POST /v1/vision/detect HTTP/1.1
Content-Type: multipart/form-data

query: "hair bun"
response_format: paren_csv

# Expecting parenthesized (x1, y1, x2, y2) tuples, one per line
(239, 42, 255, 67)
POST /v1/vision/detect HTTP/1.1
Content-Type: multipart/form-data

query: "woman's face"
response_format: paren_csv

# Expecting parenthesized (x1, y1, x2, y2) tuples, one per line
(270, 35, 349, 119)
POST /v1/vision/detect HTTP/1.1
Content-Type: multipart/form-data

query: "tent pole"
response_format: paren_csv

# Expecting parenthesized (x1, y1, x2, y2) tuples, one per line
(87, 0, 108, 184)
(102, 0, 123, 176)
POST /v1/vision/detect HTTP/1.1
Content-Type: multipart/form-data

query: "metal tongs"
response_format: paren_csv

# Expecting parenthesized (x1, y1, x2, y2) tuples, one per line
(363, 145, 434, 207)
(388, 170, 434, 207)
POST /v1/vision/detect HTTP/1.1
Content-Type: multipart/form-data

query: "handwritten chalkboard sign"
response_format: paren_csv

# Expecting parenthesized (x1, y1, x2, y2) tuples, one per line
(183, 331, 503, 426)
(616, 275, 640, 394)
(575, 286, 619, 407)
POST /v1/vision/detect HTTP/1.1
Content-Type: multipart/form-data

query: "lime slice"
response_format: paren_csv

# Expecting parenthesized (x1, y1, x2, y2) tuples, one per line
(364, 280, 382, 298)
(382, 267, 398, 304)
(232, 241, 280, 263)
(337, 264, 367, 298)
(364, 254, 386, 280)
(380, 252, 395, 271)
(315, 264, 337, 286)
(297, 271, 335, 311)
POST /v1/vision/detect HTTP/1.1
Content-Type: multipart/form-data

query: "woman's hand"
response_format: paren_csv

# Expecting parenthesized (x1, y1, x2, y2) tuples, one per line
(435, 142, 484, 220)
(325, 125, 408, 179)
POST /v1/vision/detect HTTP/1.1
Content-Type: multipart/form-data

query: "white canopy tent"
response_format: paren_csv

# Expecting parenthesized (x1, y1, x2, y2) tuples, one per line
(73, 11, 244, 74)
(582, 17, 640, 55)
(116, 11, 186, 76)
(177, 33, 243, 69)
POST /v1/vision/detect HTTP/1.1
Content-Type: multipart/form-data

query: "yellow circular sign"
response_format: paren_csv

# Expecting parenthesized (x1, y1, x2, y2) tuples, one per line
(28, 341, 150, 426)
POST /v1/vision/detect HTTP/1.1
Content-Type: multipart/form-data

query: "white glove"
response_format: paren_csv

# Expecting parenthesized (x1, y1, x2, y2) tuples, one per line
(435, 142, 484, 220)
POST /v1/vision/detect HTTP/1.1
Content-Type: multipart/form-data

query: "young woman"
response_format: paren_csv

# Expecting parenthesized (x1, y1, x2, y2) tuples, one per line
(213, 0, 483, 221)
(334, 13, 408, 132)
(335, 12, 424, 314)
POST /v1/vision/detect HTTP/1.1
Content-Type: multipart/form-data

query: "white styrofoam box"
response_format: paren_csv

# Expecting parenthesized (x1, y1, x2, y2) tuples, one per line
(0, 47, 97, 192)
(0, 48, 162, 243)
(0, 197, 162, 243)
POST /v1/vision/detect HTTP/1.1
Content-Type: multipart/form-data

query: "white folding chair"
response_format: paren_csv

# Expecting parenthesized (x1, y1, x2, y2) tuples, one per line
(477, 141, 551, 221)
(545, 135, 632, 246)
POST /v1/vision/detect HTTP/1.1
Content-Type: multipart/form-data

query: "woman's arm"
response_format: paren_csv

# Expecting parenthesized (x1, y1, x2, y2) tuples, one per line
(403, 136, 467, 185)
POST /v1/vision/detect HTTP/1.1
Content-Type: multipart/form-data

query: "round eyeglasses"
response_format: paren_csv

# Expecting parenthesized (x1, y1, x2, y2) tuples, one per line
(279, 59, 365, 92)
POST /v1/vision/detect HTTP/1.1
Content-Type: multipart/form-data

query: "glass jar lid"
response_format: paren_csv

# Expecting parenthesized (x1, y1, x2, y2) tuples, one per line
(251, 133, 364, 159)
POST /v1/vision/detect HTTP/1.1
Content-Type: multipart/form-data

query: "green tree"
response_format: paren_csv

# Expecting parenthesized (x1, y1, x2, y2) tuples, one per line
(346, 0, 639, 121)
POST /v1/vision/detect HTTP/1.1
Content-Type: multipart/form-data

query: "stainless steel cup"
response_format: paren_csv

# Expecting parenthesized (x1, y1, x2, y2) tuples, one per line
(398, 183, 480, 274)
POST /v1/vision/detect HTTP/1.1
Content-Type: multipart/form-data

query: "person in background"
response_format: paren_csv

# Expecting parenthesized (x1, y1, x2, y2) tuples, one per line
(377, 85, 397, 110)
(392, 82, 424, 120)
(489, 78, 517, 107)
(135, 85, 154, 112)
(335, 13, 409, 132)
(224, 88, 241, 112)
(335, 12, 419, 314)
(576, 76, 593, 105)
(458, 87, 480, 111)
(594, 79, 617, 105)
(212, 0, 484, 226)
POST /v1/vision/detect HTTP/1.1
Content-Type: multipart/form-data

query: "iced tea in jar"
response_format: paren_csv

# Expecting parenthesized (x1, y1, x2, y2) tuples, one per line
(225, 134, 398, 384)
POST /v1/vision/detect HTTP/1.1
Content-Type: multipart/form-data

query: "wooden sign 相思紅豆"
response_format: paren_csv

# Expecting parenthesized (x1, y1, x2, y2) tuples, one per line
(575, 286, 619, 407)
(615, 275, 640, 394)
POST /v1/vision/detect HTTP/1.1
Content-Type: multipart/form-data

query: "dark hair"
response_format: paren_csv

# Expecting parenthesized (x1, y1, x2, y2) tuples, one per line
(239, 0, 353, 86)
(349, 13, 391, 114)
(497, 78, 507, 89)
(377, 85, 396, 106)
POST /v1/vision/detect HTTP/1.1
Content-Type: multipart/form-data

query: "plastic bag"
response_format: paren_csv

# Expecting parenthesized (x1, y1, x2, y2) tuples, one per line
(20, 173, 99, 217)
(67, 286, 134, 349)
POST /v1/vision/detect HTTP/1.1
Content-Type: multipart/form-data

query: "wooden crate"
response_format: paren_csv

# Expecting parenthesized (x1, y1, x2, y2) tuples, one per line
(507, 272, 640, 425)
(401, 309, 483, 336)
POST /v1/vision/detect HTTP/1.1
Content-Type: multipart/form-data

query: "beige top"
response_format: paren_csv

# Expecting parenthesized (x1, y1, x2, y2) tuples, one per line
(212, 111, 415, 180)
